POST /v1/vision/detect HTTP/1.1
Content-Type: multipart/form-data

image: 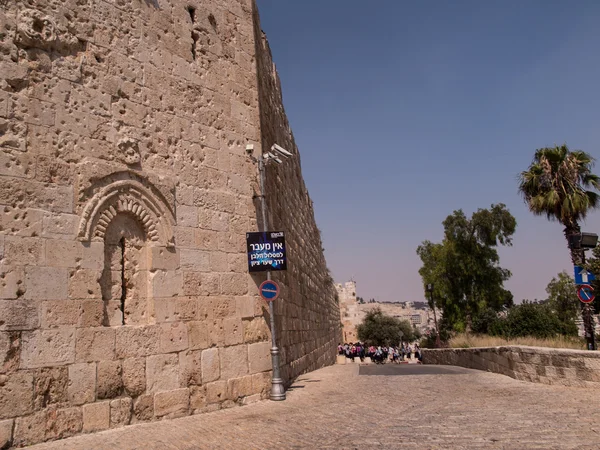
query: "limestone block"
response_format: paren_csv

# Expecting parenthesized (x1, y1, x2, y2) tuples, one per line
(97, 360, 123, 400)
(220, 344, 248, 380)
(179, 350, 202, 387)
(195, 229, 219, 251)
(115, 325, 159, 358)
(248, 342, 271, 374)
(78, 300, 104, 327)
(0, 265, 25, 299)
(80, 242, 104, 271)
(149, 246, 180, 271)
(220, 273, 248, 296)
(228, 253, 247, 273)
(176, 205, 198, 227)
(122, 357, 145, 397)
(206, 381, 227, 404)
(68, 363, 95, 405)
(42, 213, 79, 240)
(209, 252, 227, 272)
(24, 266, 68, 300)
(150, 270, 182, 298)
(41, 300, 81, 328)
(175, 227, 196, 249)
(110, 397, 132, 428)
(182, 272, 219, 296)
(236, 296, 255, 319)
(75, 328, 115, 362)
(210, 296, 236, 318)
(189, 385, 207, 411)
(0, 418, 13, 449)
(251, 372, 271, 396)
(0, 332, 19, 374)
(13, 411, 46, 447)
(21, 329, 75, 368)
(0, 179, 73, 214)
(223, 317, 243, 346)
(68, 269, 101, 299)
(0, 371, 34, 419)
(243, 318, 270, 344)
(82, 401, 110, 432)
(0, 300, 39, 331)
(45, 407, 82, 441)
(146, 354, 179, 393)
(33, 367, 68, 410)
(45, 239, 81, 268)
(154, 388, 189, 418)
(187, 321, 209, 350)
(227, 375, 253, 401)
(3, 237, 44, 266)
(179, 249, 210, 271)
(207, 319, 225, 347)
(133, 394, 154, 423)
(159, 322, 189, 353)
(201, 348, 220, 383)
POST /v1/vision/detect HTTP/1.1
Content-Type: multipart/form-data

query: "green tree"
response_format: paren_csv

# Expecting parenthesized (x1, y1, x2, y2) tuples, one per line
(545, 271, 579, 336)
(518, 145, 600, 266)
(357, 308, 414, 345)
(503, 301, 564, 339)
(417, 204, 516, 332)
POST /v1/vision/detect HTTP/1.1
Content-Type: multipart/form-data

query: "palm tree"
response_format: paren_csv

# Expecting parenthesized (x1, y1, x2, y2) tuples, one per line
(518, 144, 600, 265)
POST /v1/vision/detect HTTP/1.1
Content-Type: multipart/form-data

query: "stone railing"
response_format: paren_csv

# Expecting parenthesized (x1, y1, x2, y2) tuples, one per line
(422, 346, 600, 387)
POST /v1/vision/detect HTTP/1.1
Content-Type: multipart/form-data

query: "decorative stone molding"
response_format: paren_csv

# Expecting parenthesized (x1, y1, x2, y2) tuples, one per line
(117, 137, 141, 166)
(78, 179, 175, 247)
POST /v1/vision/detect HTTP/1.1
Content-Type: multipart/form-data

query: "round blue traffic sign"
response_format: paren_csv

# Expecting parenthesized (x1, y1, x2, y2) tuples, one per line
(259, 280, 280, 302)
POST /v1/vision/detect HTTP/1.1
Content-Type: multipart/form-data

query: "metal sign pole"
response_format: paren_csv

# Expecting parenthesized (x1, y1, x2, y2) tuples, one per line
(258, 155, 286, 400)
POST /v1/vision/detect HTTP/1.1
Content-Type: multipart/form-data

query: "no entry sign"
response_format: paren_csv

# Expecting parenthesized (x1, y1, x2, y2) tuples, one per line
(259, 280, 280, 302)
(577, 284, 595, 303)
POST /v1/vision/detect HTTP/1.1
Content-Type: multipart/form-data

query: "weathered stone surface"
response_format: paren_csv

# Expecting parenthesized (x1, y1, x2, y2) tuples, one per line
(159, 322, 188, 354)
(220, 345, 248, 380)
(227, 375, 253, 401)
(248, 342, 271, 374)
(21, 329, 75, 368)
(201, 348, 220, 383)
(75, 328, 115, 362)
(67, 363, 96, 406)
(82, 401, 110, 433)
(179, 350, 202, 387)
(243, 318, 270, 344)
(133, 394, 153, 423)
(146, 354, 179, 393)
(115, 326, 159, 359)
(96, 360, 123, 400)
(109, 397, 132, 428)
(0, 372, 34, 419)
(45, 407, 83, 441)
(33, 367, 68, 410)
(205, 381, 227, 404)
(154, 388, 189, 418)
(122, 358, 145, 397)
(0, 418, 13, 449)
(13, 411, 46, 447)
(24, 267, 68, 300)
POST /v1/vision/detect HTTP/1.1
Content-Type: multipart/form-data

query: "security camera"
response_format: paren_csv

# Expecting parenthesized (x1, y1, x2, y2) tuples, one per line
(271, 144, 292, 158)
(245, 144, 254, 155)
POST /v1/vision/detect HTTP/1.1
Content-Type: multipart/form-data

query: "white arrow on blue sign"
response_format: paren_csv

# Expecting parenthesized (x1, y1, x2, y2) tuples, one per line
(574, 265, 596, 285)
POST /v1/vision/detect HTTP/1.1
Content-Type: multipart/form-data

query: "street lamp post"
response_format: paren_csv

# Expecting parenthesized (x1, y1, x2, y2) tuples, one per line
(255, 145, 293, 401)
(426, 283, 441, 348)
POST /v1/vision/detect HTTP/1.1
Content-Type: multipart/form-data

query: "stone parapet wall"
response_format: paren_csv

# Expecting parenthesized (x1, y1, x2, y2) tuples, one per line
(423, 346, 600, 387)
(0, 0, 340, 447)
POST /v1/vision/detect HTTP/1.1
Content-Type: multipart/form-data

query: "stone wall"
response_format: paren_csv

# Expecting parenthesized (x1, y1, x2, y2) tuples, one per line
(0, 0, 340, 446)
(423, 346, 600, 387)
(252, 8, 342, 384)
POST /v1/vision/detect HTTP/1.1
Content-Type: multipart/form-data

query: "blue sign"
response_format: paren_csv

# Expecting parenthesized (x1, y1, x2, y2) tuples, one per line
(259, 280, 280, 301)
(574, 265, 596, 285)
(246, 231, 287, 273)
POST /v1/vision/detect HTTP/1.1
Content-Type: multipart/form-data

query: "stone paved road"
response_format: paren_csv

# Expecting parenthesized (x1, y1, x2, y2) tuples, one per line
(28, 363, 600, 449)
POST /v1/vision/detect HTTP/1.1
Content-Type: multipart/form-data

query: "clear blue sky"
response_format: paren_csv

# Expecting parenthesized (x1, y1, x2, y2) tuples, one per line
(256, 0, 600, 303)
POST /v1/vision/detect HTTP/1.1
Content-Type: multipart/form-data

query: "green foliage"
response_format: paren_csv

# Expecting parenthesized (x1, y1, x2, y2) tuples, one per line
(519, 144, 600, 265)
(357, 308, 414, 345)
(471, 307, 502, 335)
(417, 204, 516, 331)
(545, 271, 579, 336)
(502, 302, 565, 339)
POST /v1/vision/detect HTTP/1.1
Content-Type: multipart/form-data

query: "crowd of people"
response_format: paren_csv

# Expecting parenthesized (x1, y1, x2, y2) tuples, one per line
(337, 342, 422, 364)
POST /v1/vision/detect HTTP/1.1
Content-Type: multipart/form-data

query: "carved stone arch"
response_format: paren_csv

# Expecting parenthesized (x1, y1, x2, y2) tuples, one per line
(78, 179, 175, 247)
